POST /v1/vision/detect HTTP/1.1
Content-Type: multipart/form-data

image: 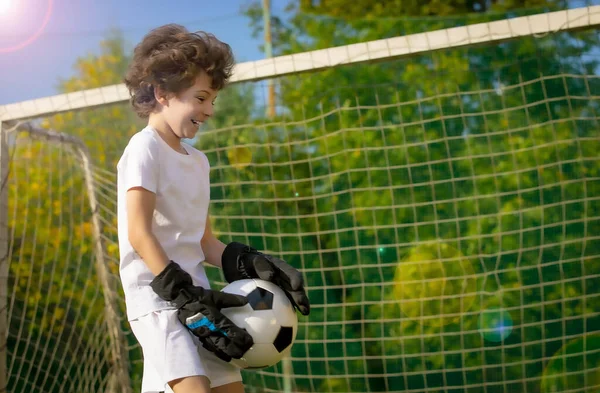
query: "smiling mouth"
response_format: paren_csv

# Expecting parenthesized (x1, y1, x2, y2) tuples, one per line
(191, 119, 202, 126)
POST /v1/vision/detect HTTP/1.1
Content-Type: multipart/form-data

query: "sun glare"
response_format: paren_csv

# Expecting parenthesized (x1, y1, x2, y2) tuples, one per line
(0, 0, 53, 53)
(0, 0, 13, 15)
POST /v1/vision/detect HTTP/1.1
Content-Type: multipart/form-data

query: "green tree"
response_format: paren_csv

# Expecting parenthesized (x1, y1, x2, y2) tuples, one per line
(205, 1, 600, 391)
(298, 0, 567, 18)
(7, 32, 137, 393)
(6, 139, 130, 393)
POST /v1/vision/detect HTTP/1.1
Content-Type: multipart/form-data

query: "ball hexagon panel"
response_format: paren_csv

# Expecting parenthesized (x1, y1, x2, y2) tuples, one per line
(270, 289, 296, 327)
(221, 303, 254, 332)
(222, 279, 258, 297)
(245, 311, 280, 344)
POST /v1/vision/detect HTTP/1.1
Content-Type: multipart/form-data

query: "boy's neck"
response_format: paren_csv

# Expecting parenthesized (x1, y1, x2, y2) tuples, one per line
(147, 115, 185, 153)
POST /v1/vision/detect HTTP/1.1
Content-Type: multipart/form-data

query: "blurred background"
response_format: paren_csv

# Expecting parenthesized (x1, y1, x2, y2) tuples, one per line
(1, 1, 599, 392)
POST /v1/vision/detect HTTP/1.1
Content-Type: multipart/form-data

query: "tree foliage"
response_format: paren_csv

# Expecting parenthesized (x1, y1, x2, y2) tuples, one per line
(298, 0, 567, 18)
(7, 4, 600, 391)
(212, 1, 600, 391)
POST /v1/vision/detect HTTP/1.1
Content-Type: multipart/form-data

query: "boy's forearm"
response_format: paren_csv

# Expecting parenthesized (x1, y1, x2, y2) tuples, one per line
(201, 234, 226, 268)
(130, 232, 171, 276)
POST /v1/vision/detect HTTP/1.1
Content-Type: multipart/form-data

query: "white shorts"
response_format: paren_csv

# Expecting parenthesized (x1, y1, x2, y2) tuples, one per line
(129, 309, 243, 393)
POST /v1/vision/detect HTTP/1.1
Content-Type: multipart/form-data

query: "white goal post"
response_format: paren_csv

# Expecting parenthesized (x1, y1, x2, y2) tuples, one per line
(0, 5, 599, 393)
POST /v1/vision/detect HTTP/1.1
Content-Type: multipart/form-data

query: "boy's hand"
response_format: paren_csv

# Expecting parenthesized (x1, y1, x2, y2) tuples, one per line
(222, 242, 311, 316)
(150, 261, 254, 361)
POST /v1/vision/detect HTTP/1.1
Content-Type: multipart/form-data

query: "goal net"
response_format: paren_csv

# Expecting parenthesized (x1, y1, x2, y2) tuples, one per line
(1, 6, 599, 393)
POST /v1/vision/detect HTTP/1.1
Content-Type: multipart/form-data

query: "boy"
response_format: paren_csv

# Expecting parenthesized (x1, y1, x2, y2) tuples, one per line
(117, 24, 310, 393)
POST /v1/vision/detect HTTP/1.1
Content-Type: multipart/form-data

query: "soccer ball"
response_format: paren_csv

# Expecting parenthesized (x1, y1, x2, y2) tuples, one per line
(220, 279, 298, 369)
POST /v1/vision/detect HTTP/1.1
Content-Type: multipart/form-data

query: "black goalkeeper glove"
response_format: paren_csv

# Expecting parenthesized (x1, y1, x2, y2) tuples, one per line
(222, 242, 310, 316)
(150, 261, 254, 362)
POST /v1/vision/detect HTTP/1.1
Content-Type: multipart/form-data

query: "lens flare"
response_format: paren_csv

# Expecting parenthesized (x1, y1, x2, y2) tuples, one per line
(0, 0, 53, 53)
(541, 333, 600, 393)
(478, 307, 513, 343)
(0, 0, 13, 15)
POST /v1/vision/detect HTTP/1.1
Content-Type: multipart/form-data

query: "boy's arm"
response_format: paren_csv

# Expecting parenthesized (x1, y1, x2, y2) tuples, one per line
(128, 189, 254, 359)
(201, 214, 226, 268)
(127, 186, 170, 276)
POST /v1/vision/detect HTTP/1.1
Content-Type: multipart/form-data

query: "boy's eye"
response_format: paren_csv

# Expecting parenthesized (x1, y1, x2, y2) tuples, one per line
(197, 97, 216, 105)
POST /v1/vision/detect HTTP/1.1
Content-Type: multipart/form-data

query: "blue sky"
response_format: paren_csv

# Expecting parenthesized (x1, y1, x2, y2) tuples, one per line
(0, 0, 287, 105)
(1, 0, 598, 106)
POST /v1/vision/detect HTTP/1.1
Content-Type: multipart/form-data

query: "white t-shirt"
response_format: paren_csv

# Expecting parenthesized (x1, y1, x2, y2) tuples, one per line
(117, 126, 212, 321)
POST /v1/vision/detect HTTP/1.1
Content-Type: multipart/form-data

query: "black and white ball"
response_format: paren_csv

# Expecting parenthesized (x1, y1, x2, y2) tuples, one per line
(221, 279, 298, 369)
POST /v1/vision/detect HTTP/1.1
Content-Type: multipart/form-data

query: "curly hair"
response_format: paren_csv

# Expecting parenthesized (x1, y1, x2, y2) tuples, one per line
(124, 24, 235, 118)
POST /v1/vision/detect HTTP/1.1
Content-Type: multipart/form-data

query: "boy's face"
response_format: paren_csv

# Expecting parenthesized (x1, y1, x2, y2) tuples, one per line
(160, 72, 217, 140)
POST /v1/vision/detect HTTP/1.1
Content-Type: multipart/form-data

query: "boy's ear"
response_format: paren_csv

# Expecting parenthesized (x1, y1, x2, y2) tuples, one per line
(154, 87, 171, 106)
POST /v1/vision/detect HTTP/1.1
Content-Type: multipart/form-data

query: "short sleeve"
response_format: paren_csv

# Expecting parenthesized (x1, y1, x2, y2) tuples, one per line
(117, 133, 159, 193)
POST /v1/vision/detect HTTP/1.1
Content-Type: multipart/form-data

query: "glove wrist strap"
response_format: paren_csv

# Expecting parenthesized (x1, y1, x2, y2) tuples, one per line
(222, 241, 258, 283)
(171, 287, 194, 308)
